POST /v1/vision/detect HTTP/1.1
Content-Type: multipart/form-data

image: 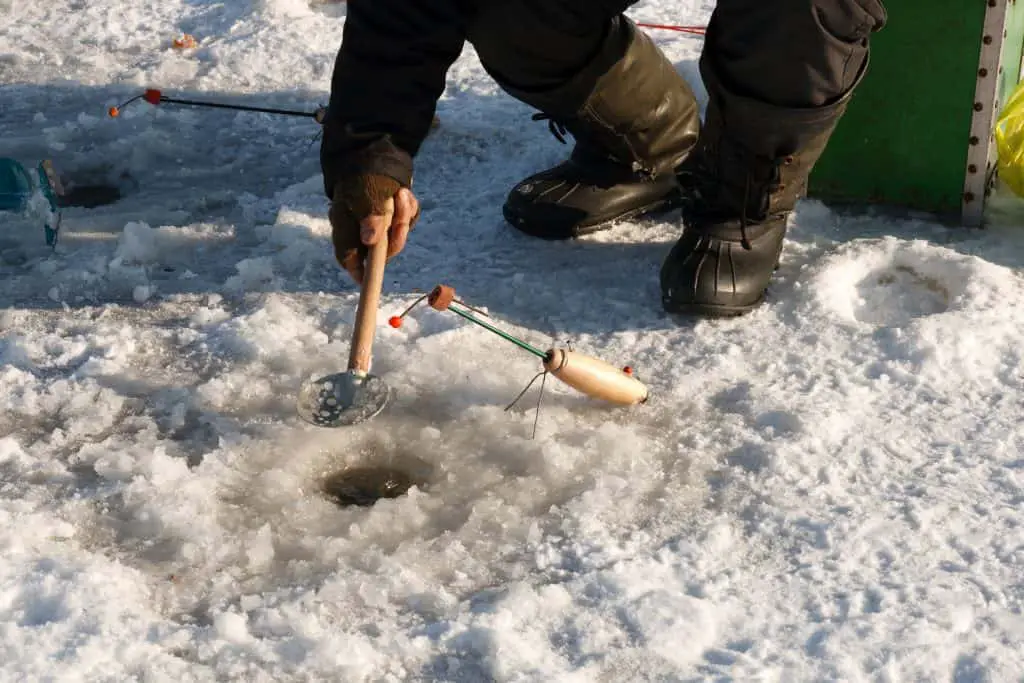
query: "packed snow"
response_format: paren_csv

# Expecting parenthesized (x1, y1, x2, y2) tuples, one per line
(3, 1, 1024, 680)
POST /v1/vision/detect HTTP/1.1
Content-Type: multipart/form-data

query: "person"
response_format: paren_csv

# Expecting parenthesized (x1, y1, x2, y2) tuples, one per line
(320, 1, 887, 317)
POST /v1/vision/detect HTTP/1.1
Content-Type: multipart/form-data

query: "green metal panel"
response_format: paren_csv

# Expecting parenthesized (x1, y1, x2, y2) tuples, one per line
(809, 0, 987, 217)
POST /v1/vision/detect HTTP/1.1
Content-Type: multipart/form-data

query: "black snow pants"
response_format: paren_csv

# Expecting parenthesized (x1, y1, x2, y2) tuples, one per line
(320, 0, 888, 196)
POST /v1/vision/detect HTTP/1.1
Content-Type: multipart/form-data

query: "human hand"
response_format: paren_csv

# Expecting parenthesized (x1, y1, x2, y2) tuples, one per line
(329, 173, 420, 284)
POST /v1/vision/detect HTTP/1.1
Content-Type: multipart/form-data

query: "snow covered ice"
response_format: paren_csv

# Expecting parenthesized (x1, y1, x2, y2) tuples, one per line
(3, 1, 1024, 680)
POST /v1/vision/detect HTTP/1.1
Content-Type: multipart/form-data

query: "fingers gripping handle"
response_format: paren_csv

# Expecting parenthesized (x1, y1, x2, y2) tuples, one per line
(347, 202, 392, 374)
(543, 349, 649, 405)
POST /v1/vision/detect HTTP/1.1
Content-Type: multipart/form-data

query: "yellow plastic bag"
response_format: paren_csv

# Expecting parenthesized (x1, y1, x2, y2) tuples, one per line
(994, 79, 1024, 197)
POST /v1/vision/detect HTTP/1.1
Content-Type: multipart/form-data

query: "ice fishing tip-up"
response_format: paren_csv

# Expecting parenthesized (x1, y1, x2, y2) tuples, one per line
(107, 88, 328, 123)
(391, 284, 649, 409)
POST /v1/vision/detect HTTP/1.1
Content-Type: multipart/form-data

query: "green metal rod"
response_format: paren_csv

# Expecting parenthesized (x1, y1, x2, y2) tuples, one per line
(448, 303, 548, 359)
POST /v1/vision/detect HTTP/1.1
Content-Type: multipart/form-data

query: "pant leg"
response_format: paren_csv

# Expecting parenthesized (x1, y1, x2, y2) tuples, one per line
(465, 1, 636, 115)
(464, 0, 700, 176)
(703, 0, 887, 108)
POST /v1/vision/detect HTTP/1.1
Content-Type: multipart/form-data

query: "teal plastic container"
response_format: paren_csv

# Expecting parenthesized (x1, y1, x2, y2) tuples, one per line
(0, 157, 63, 247)
(0, 157, 33, 212)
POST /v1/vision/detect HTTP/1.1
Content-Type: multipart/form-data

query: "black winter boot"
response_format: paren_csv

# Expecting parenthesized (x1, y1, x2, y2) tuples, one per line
(501, 18, 700, 240)
(659, 60, 862, 316)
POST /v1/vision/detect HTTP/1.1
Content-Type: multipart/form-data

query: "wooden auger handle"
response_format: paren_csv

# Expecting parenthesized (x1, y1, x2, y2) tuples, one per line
(347, 201, 392, 374)
(543, 348, 649, 406)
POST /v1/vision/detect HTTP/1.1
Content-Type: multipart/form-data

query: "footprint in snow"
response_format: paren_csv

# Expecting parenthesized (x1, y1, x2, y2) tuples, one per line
(852, 263, 950, 326)
(794, 236, 1024, 387)
(803, 238, 986, 329)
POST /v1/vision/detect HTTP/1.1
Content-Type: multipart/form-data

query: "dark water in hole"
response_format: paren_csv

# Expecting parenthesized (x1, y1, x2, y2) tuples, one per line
(58, 184, 122, 208)
(53, 166, 137, 208)
(322, 465, 425, 508)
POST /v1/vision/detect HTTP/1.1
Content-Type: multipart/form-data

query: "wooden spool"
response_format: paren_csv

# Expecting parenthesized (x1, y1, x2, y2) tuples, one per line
(543, 348, 648, 406)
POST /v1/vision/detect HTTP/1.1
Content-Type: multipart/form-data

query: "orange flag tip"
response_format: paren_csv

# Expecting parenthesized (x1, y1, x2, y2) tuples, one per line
(172, 34, 197, 49)
(108, 106, 120, 118)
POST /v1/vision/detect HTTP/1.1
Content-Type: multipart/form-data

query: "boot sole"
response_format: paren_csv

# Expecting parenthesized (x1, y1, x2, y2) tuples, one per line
(661, 294, 764, 318)
(504, 193, 683, 241)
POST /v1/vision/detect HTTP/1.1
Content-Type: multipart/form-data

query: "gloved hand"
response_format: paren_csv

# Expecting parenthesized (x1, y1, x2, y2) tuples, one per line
(329, 173, 420, 284)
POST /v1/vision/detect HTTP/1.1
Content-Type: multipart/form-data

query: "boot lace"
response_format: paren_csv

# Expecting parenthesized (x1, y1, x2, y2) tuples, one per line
(531, 112, 656, 180)
(678, 145, 783, 252)
(532, 113, 570, 145)
(738, 174, 753, 251)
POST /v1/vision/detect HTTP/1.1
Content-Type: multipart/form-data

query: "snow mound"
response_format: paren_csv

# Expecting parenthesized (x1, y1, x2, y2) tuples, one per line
(806, 236, 1015, 327)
